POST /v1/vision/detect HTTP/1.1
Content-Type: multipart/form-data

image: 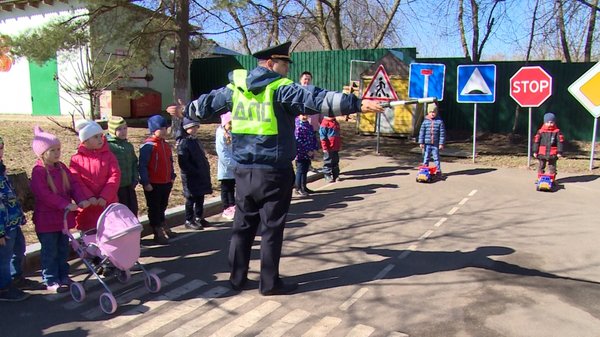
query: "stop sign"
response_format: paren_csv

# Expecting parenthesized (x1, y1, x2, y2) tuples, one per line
(510, 66, 553, 107)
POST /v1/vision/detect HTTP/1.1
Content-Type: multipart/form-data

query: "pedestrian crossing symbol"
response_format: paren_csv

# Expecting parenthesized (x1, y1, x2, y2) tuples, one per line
(362, 65, 398, 101)
(457, 64, 497, 103)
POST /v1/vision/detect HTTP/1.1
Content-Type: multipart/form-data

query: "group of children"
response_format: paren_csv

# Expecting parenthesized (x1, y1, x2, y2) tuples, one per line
(0, 113, 236, 301)
(293, 114, 342, 196)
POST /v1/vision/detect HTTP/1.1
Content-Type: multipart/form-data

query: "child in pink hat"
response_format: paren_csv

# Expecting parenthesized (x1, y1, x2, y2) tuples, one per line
(30, 126, 90, 292)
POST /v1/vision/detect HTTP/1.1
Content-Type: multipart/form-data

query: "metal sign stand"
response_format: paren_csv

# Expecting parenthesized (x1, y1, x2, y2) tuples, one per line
(472, 103, 478, 163)
(591, 117, 598, 171)
(527, 108, 532, 168)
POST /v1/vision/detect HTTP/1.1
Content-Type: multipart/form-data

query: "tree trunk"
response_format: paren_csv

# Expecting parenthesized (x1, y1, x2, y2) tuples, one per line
(369, 0, 402, 49)
(315, 0, 332, 50)
(458, 0, 471, 61)
(227, 6, 252, 54)
(555, 0, 571, 62)
(584, 0, 598, 62)
(526, 0, 540, 62)
(332, 0, 344, 49)
(470, 0, 480, 62)
(173, 0, 190, 136)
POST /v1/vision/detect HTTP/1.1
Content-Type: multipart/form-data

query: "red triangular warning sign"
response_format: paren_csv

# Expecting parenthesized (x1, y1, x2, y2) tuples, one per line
(362, 65, 398, 101)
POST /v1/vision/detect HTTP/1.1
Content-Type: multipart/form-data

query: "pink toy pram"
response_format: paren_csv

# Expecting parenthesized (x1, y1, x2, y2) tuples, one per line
(64, 203, 161, 314)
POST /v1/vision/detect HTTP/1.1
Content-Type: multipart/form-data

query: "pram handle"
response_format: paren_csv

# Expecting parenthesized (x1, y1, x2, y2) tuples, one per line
(62, 207, 80, 235)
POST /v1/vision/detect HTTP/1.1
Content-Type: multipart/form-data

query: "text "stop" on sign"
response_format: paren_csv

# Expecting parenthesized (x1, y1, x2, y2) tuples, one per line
(511, 79, 550, 93)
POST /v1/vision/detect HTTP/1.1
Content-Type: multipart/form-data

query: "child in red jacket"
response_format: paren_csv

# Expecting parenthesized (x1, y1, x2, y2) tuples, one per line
(533, 112, 564, 177)
(69, 120, 121, 232)
(139, 115, 176, 245)
(319, 116, 341, 183)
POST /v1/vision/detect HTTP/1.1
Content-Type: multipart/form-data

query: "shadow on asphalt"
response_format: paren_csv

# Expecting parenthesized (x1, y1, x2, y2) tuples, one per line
(444, 168, 497, 176)
(291, 246, 600, 294)
(555, 174, 600, 184)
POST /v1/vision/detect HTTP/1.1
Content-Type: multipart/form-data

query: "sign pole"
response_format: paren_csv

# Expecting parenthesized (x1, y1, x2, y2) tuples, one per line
(376, 110, 381, 154)
(527, 107, 532, 168)
(472, 103, 478, 163)
(591, 117, 598, 171)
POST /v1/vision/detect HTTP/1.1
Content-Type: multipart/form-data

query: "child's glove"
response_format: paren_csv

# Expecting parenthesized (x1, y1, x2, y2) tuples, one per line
(144, 184, 154, 192)
(97, 198, 107, 208)
(88, 197, 98, 205)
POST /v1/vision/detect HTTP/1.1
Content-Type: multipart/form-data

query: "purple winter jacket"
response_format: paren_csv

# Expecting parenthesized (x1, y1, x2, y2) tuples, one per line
(30, 160, 88, 233)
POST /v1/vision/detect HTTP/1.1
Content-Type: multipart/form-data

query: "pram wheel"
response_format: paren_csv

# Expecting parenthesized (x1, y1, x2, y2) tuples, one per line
(116, 270, 131, 283)
(144, 273, 161, 293)
(99, 292, 117, 314)
(70, 282, 86, 302)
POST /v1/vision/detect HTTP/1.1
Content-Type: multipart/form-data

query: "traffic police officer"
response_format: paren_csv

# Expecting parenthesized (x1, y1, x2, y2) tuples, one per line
(168, 41, 383, 296)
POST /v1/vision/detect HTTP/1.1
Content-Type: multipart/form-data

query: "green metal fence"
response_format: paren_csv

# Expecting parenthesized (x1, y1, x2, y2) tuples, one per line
(191, 51, 597, 141)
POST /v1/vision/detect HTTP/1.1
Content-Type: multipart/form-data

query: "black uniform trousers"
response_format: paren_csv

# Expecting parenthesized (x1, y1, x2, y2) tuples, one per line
(228, 165, 294, 294)
(143, 182, 173, 228)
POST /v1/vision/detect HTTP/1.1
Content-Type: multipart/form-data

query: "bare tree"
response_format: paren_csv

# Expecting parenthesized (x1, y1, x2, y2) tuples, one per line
(584, 0, 598, 61)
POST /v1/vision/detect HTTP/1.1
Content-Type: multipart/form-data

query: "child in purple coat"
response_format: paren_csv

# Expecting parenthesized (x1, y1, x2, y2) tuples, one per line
(30, 126, 90, 292)
(294, 114, 318, 196)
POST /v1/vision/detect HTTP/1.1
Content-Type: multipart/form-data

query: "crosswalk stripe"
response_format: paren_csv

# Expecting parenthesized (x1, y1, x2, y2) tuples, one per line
(124, 284, 231, 337)
(101, 274, 193, 327)
(83, 273, 183, 320)
(256, 308, 311, 337)
(339, 287, 369, 311)
(164, 294, 254, 337)
(346, 324, 375, 337)
(388, 332, 409, 337)
(209, 300, 281, 337)
(301, 316, 342, 337)
(63, 268, 165, 310)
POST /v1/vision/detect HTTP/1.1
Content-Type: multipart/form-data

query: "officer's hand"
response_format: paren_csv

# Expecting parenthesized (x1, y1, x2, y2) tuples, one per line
(166, 99, 186, 118)
(360, 100, 385, 114)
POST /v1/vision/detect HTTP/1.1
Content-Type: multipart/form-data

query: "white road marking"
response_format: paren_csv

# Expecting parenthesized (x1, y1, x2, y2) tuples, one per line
(346, 324, 376, 337)
(388, 332, 410, 337)
(209, 300, 281, 337)
(468, 189, 478, 196)
(164, 294, 254, 337)
(458, 198, 469, 205)
(373, 264, 395, 280)
(433, 217, 447, 227)
(301, 316, 342, 337)
(125, 285, 229, 337)
(447, 207, 459, 215)
(63, 268, 165, 310)
(256, 308, 311, 337)
(419, 230, 433, 240)
(102, 274, 194, 327)
(85, 273, 183, 321)
(339, 287, 369, 311)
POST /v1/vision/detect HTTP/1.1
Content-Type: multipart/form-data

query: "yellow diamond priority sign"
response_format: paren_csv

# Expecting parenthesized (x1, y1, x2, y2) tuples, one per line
(568, 61, 600, 118)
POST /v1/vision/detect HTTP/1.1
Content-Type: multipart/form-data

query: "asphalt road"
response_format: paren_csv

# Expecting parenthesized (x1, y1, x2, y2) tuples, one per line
(3, 154, 600, 337)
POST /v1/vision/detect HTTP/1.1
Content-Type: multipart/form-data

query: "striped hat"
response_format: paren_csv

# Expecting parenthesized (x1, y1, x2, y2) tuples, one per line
(108, 116, 127, 136)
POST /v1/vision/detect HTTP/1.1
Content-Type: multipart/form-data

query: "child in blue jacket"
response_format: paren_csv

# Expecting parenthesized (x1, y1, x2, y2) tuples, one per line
(418, 104, 446, 176)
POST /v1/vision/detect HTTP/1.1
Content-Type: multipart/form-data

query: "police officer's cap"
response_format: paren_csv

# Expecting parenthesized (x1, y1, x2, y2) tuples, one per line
(252, 41, 293, 63)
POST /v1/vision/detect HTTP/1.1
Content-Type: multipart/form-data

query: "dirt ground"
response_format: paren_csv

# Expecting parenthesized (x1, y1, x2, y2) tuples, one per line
(1, 115, 597, 245)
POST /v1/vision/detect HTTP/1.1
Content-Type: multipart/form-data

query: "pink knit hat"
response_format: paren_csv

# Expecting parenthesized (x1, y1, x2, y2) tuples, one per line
(221, 112, 232, 126)
(32, 126, 61, 157)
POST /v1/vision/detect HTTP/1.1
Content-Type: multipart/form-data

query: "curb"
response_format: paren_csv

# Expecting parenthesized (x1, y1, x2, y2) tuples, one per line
(23, 170, 323, 273)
